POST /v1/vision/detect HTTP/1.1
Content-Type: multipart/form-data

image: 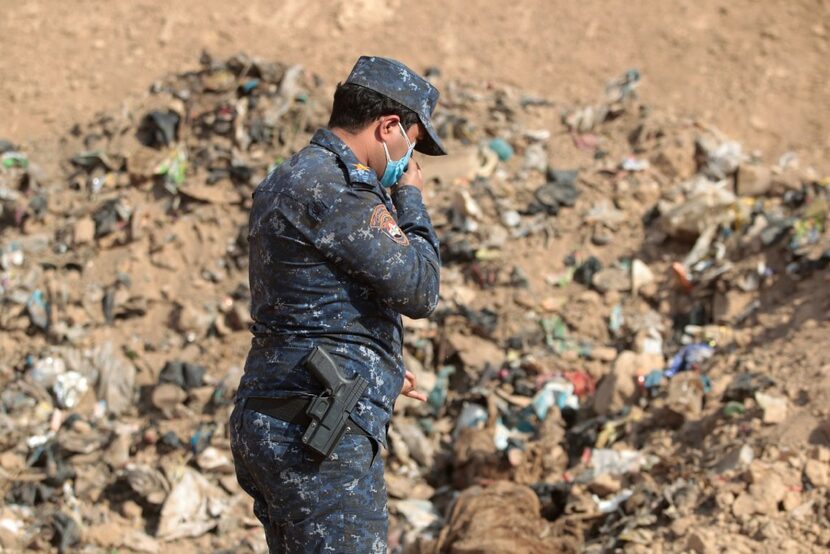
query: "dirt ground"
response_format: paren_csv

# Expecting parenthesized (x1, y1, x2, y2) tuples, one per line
(1, 0, 829, 173)
(2, 2, 830, 553)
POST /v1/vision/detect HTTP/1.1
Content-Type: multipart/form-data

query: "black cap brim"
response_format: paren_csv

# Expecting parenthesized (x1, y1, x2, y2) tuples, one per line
(415, 114, 447, 156)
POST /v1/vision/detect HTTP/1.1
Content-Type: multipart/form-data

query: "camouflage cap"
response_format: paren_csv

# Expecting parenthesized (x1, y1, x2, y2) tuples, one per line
(345, 56, 447, 156)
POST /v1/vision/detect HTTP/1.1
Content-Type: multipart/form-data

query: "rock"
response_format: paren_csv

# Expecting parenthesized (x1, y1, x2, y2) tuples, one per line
(651, 145, 696, 181)
(386, 473, 418, 499)
(686, 531, 716, 554)
(748, 465, 787, 514)
(589, 346, 618, 362)
(179, 182, 240, 204)
(588, 473, 622, 496)
(630, 259, 655, 294)
(0, 451, 25, 471)
(736, 164, 772, 197)
(713, 289, 757, 324)
(172, 303, 214, 340)
(103, 429, 132, 469)
(0, 509, 24, 551)
(592, 267, 631, 293)
(731, 492, 755, 518)
(783, 491, 803, 512)
(513, 291, 537, 310)
(755, 392, 788, 424)
(448, 333, 505, 373)
(804, 459, 829, 488)
(715, 444, 754, 474)
(151, 383, 187, 414)
(665, 372, 705, 419)
(85, 522, 160, 553)
(224, 302, 250, 331)
(593, 351, 662, 415)
(196, 447, 234, 473)
(73, 217, 96, 245)
(121, 500, 143, 520)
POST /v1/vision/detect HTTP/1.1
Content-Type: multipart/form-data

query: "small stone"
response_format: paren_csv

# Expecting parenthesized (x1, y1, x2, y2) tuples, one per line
(713, 289, 756, 324)
(804, 459, 829, 488)
(151, 383, 187, 414)
(715, 491, 735, 511)
(513, 291, 536, 310)
(507, 447, 524, 467)
(715, 444, 754, 474)
(686, 531, 715, 554)
(73, 217, 96, 245)
(782, 491, 802, 512)
(736, 164, 772, 197)
(755, 392, 788, 424)
(670, 516, 694, 537)
(749, 469, 787, 514)
(219, 474, 241, 495)
(501, 210, 521, 228)
(590, 346, 618, 362)
(0, 451, 25, 471)
(592, 267, 631, 293)
(630, 259, 655, 294)
(187, 386, 215, 411)
(588, 473, 622, 496)
(732, 492, 755, 518)
(121, 500, 143, 520)
(103, 431, 132, 469)
(540, 296, 564, 312)
(593, 351, 662, 415)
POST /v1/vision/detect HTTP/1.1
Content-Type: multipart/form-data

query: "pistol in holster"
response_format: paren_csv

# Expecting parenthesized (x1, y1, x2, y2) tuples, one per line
(301, 346, 369, 459)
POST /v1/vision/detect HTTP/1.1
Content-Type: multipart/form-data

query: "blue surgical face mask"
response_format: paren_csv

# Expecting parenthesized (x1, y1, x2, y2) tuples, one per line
(379, 122, 416, 188)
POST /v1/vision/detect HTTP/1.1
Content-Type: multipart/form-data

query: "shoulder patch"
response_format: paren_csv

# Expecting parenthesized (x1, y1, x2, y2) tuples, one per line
(370, 205, 409, 246)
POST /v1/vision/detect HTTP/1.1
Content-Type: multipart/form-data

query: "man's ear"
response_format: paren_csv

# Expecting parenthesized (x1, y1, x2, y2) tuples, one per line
(378, 115, 400, 139)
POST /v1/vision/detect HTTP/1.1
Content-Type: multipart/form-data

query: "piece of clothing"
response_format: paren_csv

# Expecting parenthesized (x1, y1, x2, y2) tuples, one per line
(230, 401, 388, 553)
(238, 127, 441, 449)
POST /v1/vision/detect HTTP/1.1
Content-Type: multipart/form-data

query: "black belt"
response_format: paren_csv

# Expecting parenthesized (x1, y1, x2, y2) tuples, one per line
(245, 396, 368, 436)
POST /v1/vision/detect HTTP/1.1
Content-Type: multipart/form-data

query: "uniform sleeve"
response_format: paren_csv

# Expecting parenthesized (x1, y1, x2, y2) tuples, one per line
(308, 183, 441, 319)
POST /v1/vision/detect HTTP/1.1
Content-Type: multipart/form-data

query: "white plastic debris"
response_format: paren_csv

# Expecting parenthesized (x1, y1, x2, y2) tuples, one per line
(53, 371, 89, 409)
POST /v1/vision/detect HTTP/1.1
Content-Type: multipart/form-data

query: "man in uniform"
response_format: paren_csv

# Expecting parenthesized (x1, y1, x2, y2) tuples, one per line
(229, 56, 446, 552)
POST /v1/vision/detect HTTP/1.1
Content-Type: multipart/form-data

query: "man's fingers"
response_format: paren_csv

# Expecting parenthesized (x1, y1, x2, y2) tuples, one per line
(404, 390, 428, 402)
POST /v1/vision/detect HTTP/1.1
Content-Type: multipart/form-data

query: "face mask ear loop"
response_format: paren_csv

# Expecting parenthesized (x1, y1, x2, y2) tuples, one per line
(398, 121, 414, 150)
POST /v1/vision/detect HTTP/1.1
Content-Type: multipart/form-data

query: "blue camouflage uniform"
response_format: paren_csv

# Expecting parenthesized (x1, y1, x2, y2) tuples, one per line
(230, 56, 446, 553)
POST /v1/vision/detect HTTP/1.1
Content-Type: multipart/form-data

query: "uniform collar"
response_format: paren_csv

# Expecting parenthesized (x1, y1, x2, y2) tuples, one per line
(310, 128, 379, 186)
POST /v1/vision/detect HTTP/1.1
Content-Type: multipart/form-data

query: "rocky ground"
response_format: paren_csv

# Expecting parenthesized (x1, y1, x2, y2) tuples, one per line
(0, 46, 829, 554)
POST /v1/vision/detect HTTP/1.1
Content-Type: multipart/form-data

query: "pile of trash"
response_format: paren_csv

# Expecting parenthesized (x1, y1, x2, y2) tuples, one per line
(1, 53, 828, 553)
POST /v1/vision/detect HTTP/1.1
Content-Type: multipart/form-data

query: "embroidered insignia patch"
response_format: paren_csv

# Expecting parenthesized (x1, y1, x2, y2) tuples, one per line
(370, 204, 409, 246)
(353, 163, 371, 172)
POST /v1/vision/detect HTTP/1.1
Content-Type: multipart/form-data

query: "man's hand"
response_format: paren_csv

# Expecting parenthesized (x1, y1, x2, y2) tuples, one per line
(400, 369, 427, 402)
(393, 159, 424, 194)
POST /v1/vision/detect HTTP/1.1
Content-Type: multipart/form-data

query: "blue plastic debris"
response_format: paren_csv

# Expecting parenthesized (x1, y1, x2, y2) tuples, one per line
(488, 138, 514, 161)
(664, 343, 714, 378)
(532, 379, 579, 420)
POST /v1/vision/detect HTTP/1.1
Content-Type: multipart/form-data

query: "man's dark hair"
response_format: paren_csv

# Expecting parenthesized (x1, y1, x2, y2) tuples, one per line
(328, 82, 420, 133)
